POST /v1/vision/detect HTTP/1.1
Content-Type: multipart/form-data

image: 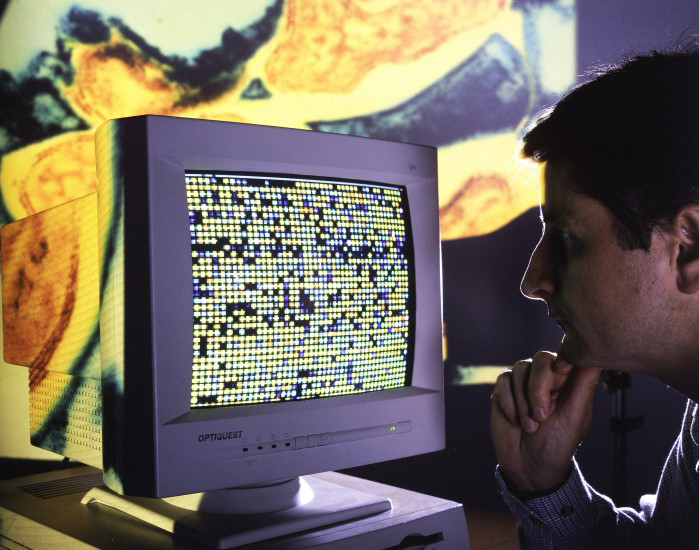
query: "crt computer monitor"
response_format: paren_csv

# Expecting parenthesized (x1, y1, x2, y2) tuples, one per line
(93, 114, 444, 504)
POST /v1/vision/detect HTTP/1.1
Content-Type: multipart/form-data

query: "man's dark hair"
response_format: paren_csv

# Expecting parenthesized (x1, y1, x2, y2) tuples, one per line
(522, 45, 699, 250)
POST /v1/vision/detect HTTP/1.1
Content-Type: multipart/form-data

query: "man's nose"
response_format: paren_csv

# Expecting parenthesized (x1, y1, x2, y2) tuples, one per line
(521, 234, 556, 301)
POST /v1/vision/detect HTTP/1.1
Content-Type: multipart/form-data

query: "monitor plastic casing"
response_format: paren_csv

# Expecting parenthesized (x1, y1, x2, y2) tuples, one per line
(94, 115, 443, 498)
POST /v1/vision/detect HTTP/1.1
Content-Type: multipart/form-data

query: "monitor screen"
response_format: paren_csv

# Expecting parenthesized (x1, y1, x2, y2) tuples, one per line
(184, 171, 415, 409)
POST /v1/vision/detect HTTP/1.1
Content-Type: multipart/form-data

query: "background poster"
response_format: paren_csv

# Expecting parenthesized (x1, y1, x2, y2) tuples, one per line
(0, 0, 607, 509)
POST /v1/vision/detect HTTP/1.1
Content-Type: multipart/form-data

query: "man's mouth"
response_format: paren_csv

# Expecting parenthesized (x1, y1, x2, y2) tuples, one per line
(548, 311, 568, 333)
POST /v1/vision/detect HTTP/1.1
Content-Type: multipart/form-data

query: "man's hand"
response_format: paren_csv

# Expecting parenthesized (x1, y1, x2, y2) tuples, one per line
(490, 350, 602, 494)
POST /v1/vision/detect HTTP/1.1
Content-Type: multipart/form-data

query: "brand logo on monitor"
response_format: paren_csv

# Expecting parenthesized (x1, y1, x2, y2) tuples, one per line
(197, 431, 243, 443)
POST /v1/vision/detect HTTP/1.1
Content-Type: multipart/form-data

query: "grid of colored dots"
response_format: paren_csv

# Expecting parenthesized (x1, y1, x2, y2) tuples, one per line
(185, 171, 414, 408)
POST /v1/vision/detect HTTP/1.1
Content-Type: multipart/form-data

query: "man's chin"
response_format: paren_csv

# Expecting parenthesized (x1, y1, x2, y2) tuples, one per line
(559, 342, 608, 371)
(558, 337, 589, 367)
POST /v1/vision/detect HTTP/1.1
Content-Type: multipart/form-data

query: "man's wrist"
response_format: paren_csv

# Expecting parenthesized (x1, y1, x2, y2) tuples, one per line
(500, 464, 572, 500)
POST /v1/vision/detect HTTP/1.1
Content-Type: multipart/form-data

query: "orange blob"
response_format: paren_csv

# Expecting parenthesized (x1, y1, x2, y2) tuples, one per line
(439, 174, 513, 239)
(1, 205, 79, 386)
(1, 132, 97, 220)
(266, 0, 506, 93)
(61, 33, 185, 125)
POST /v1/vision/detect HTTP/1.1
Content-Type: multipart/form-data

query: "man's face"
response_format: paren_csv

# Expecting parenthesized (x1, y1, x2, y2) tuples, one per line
(521, 162, 680, 373)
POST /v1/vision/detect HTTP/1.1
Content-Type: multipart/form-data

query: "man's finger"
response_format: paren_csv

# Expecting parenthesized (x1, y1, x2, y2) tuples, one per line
(492, 370, 518, 426)
(527, 351, 572, 422)
(511, 361, 540, 433)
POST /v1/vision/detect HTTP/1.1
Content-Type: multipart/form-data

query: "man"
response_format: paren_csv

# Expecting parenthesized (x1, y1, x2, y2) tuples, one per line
(490, 46, 699, 549)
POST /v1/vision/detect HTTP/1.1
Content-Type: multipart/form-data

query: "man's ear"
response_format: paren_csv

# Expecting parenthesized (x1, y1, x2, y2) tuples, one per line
(674, 205, 699, 294)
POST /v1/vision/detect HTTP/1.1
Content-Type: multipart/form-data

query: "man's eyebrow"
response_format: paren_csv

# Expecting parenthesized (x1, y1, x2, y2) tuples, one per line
(540, 205, 571, 225)
(540, 206, 555, 223)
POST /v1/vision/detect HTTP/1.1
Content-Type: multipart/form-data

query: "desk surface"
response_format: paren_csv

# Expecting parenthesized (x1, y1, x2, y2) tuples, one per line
(464, 508, 517, 550)
(0, 466, 484, 549)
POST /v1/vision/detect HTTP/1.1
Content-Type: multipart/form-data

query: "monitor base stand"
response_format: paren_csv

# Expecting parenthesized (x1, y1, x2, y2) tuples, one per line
(81, 475, 392, 549)
(165, 477, 314, 515)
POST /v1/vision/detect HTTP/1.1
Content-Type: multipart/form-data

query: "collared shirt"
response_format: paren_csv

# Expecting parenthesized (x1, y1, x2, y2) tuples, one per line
(496, 400, 699, 549)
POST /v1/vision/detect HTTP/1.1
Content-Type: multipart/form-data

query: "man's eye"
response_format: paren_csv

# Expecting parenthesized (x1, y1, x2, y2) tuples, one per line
(558, 227, 583, 254)
(547, 226, 577, 258)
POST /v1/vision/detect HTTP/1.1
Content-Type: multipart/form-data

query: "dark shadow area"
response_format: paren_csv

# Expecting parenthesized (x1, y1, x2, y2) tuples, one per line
(0, 458, 82, 481)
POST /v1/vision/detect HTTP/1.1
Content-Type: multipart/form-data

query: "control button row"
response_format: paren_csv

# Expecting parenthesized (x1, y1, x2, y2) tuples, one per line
(294, 433, 331, 449)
